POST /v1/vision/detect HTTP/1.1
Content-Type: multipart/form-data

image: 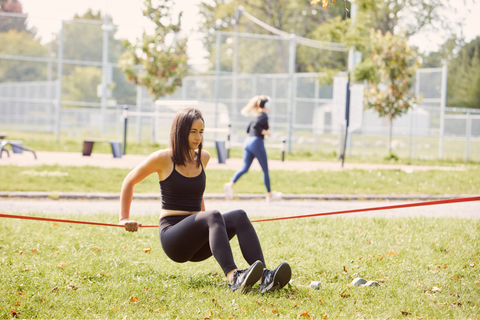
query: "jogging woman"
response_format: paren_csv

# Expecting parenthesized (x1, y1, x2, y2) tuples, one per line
(118, 107, 291, 294)
(224, 95, 282, 202)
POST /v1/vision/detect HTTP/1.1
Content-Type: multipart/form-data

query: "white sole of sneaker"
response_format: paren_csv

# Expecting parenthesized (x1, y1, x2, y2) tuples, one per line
(238, 261, 263, 294)
(261, 262, 291, 293)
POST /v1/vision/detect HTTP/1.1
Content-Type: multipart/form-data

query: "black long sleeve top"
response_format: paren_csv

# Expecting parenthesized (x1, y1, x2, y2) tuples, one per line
(246, 113, 269, 140)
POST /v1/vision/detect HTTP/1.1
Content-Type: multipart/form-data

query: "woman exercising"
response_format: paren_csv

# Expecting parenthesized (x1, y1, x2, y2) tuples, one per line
(118, 107, 291, 294)
(224, 95, 282, 202)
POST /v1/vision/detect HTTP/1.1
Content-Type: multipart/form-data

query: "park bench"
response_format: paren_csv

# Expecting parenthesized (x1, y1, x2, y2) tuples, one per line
(82, 140, 122, 158)
(0, 140, 37, 159)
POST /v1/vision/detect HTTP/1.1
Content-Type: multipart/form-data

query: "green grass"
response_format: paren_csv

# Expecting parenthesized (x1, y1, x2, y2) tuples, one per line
(4, 130, 480, 166)
(1, 214, 479, 318)
(1, 165, 480, 195)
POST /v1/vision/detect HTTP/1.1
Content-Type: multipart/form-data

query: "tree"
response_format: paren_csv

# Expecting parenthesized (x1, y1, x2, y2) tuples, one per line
(0, 30, 47, 82)
(313, 0, 472, 37)
(118, 0, 188, 100)
(51, 9, 136, 104)
(198, 0, 349, 73)
(62, 66, 102, 103)
(447, 37, 480, 109)
(0, 0, 30, 33)
(354, 30, 420, 153)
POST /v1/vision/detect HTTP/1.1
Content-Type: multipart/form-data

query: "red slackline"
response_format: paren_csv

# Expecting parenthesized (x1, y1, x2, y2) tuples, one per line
(0, 196, 479, 227)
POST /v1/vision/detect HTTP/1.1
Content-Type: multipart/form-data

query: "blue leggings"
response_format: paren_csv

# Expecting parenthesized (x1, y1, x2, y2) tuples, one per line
(232, 136, 271, 192)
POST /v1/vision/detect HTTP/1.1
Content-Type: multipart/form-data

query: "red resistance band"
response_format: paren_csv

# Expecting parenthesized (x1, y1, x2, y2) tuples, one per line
(1, 196, 479, 227)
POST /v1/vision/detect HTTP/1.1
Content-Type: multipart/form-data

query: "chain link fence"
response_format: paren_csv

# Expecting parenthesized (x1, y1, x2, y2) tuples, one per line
(0, 12, 479, 161)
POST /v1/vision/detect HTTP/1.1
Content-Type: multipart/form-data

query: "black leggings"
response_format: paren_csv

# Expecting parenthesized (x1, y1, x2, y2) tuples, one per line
(159, 209, 266, 275)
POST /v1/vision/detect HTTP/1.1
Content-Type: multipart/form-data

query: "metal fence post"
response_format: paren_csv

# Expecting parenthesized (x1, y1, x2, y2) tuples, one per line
(214, 32, 221, 133)
(466, 110, 471, 162)
(136, 85, 142, 144)
(101, 14, 111, 134)
(439, 64, 447, 159)
(54, 20, 64, 142)
(287, 34, 296, 153)
(410, 70, 420, 161)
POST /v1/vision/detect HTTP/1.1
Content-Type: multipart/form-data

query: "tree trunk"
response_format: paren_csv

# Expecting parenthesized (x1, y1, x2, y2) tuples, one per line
(387, 116, 393, 154)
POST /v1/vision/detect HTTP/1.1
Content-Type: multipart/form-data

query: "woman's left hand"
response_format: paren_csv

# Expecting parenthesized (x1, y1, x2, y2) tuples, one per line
(119, 219, 142, 232)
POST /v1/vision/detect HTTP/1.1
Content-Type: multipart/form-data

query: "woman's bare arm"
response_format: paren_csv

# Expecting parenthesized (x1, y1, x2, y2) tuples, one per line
(119, 150, 168, 231)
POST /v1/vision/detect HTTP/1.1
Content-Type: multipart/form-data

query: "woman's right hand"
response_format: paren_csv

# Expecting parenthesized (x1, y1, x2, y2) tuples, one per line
(119, 219, 142, 232)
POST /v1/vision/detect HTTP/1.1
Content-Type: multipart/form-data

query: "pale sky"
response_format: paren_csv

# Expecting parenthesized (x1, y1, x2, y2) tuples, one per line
(17, 0, 480, 69)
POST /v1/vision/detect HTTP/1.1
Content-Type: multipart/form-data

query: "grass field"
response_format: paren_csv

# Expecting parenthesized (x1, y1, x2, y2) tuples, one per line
(3, 130, 479, 166)
(1, 214, 479, 319)
(1, 165, 480, 195)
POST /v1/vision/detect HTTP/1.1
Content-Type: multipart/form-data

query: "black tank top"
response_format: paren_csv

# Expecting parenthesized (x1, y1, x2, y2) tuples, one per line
(159, 162, 206, 211)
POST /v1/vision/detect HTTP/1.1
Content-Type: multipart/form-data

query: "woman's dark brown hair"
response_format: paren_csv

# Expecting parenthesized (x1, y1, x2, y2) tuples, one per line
(170, 107, 204, 167)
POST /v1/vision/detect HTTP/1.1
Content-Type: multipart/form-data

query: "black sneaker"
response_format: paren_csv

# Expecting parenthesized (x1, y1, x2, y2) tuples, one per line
(228, 260, 264, 293)
(259, 262, 291, 294)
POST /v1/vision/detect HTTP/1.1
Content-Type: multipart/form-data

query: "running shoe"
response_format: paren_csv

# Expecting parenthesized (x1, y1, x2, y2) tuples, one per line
(266, 191, 282, 202)
(259, 262, 291, 294)
(224, 183, 233, 200)
(228, 260, 264, 293)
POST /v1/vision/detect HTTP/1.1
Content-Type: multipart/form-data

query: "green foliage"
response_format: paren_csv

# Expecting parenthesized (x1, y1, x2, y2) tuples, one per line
(355, 0, 457, 37)
(365, 30, 420, 119)
(1, 215, 479, 318)
(447, 37, 480, 109)
(362, 30, 420, 152)
(51, 9, 136, 105)
(352, 58, 378, 84)
(118, 0, 188, 100)
(0, 30, 48, 82)
(62, 66, 102, 104)
(198, 0, 349, 73)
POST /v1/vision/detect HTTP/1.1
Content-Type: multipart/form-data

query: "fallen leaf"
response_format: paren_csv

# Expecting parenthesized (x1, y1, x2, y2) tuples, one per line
(53, 223, 59, 227)
(149, 308, 162, 312)
(378, 255, 384, 260)
(92, 248, 99, 252)
(300, 311, 311, 319)
(322, 314, 328, 319)
(11, 309, 18, 317)
(14, 301, 21, 306)
(431, 287, 442, 293)
(17, 251, 24, 255)
(452, 302, 462, 307)
(54, 251, 59, 255)
(341, 294, 351, 298)
(67, 284, 78, 290)
(401, 311, 411, 316)
(40, 298, 46, 302)
(376, 279, 385, 283)
(31, 249, 39, 255)
(450, 292, 460, 297)
(129, 296, 138, 302)
(387, 250, 398, 256)
(51, 286, 58, 292)
(343, 266, 348, 273)
(256, 300, 263, 305)
(272, 308, 278, 314)
(470, 263, 476, 268)
(204, 317, 210, 320)
(143, 248, 151, 253)
(16, 292, 25, 296)
(58, 262, 65, 269)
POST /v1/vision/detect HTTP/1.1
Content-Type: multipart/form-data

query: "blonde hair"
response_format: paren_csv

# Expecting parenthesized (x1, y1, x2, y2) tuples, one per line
(241, 95, 269, 117)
